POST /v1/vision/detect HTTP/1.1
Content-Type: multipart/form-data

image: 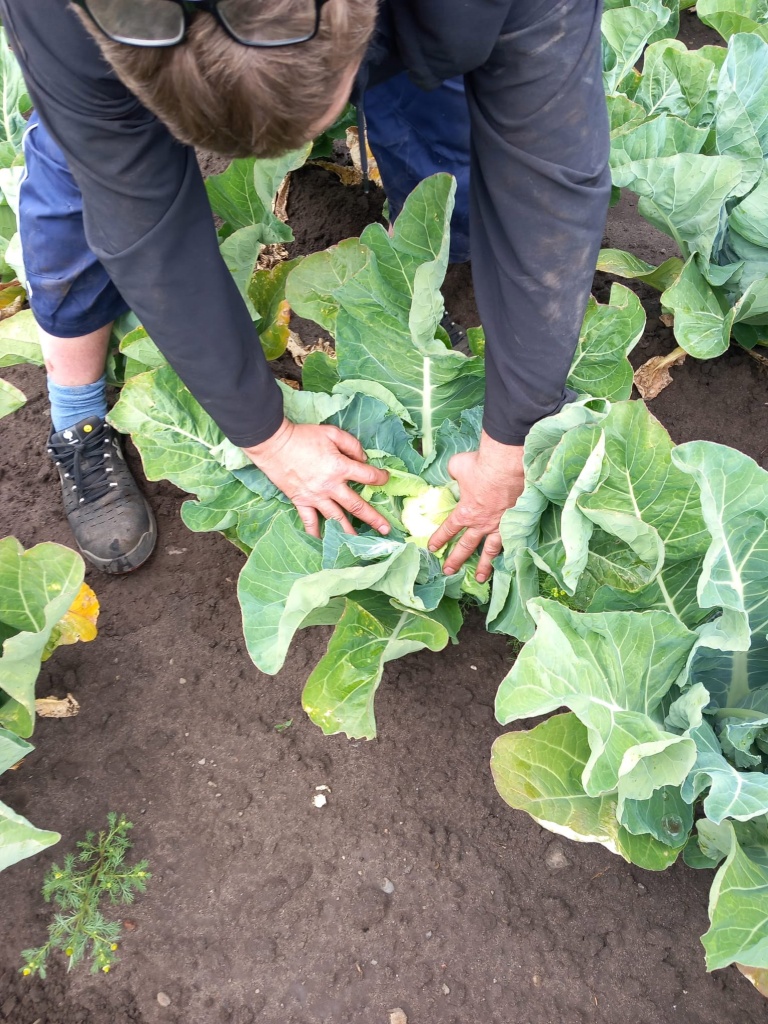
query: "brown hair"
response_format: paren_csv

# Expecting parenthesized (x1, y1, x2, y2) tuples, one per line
(78, 0, 376, 158)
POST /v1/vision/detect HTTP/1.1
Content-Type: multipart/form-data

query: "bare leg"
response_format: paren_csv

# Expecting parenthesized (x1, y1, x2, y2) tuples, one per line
(40, 322, 112, 385)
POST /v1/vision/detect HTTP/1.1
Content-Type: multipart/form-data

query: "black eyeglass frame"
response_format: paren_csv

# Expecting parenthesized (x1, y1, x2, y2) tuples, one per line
(72, 0, 331, 48)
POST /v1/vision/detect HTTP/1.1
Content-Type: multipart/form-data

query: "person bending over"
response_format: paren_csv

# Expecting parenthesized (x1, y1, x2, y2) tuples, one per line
(1, 0, 610, 579)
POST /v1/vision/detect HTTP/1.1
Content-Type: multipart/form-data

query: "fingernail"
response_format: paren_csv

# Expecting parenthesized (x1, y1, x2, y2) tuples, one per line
(379, 525, 390, 534)
(476, 574, 487, 583)
(444, 567, 455, 576)
(428, 544, 438, 552)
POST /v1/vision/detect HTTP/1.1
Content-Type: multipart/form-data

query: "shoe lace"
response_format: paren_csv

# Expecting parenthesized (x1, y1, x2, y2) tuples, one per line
(49, 421, 118, 505)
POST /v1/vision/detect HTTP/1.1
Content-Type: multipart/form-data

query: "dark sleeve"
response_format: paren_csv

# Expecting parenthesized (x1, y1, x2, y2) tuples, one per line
(1, 0, 284, 447)
(466, 0, 612, 445)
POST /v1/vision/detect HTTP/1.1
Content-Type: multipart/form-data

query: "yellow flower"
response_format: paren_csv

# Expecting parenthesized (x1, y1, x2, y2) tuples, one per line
(65, 947, 74, 956)
(110, 943, 118, 951)
(102, 965, 110, 973)
(22, 968, 31, 976)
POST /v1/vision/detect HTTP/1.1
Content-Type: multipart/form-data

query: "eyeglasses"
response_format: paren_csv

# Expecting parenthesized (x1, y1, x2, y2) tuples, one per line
(73, 0, 330, 48)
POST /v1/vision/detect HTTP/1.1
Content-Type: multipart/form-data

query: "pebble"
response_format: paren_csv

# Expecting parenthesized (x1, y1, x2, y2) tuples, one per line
(441, 983, 450, 996)
(389, 1010, 408, 1024)
(637, 883, 647, 894)
(544, 843, 571, 871)
(156, 992, 171, 1007)
(380, 878, 395, 895)
(313, 794, 327, 808)
(179, 678, 186, 685)
(198, 758, 206, 765)
(425, 931, 432, 939)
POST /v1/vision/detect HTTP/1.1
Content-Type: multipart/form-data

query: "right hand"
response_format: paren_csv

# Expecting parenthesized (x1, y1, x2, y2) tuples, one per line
(243, 418, 391, 538)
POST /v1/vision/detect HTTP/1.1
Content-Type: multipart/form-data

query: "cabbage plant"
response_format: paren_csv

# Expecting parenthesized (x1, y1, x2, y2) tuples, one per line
(108, 174, 645, 740)
(489, 396, 768, 976)
(0, 538, 97, 871)
(600, 31, 768, 358)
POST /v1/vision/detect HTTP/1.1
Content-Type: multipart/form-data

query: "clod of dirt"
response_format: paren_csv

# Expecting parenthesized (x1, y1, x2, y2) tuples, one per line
(389, 1010, 408, 1024)
(156, 992, 171, 1007)
(544, 843, 571, 871)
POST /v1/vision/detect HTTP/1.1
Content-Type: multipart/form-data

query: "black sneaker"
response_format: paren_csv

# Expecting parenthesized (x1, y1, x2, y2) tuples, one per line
(47, 416, 157, 574)
(440, 313, 469, 354)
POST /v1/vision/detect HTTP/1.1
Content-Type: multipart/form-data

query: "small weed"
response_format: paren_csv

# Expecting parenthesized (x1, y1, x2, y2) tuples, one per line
(274, 719, 293, 733)
(20, 812, 150, 978)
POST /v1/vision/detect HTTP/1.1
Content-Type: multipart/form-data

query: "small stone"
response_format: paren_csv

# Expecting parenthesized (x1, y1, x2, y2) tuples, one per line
(389, 1010, 408, 1024)
(179, 678, 186, 685)
(532, 975, 542, 988)
(544, 843, 571, 871)
(208, 781, 216, 787)
(370, 959, 378, 965)
(441, 983, 450, 996)
(157, 992, 171, 1007)
(380, 878, 395, 895)
(198, 758, 206, 765)
(470, 665, 477, 670)
(313, 793, 327, 808)
(425, 931, 432, 939)
(637, 883, 647, 894)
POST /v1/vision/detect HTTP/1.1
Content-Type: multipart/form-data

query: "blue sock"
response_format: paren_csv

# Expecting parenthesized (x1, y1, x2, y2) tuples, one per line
(47, 374, 108, 433)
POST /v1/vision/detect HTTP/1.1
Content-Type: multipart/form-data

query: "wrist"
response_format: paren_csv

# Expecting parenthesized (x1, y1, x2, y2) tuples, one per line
(242, 417, 293, 467)
(478, 430, 525, 463)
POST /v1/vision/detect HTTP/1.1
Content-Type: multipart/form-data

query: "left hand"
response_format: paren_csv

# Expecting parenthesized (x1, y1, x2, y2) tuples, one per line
(428, 432, 525, 582)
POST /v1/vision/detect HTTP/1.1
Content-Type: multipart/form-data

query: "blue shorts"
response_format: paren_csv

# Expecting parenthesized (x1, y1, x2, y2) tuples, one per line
(365, 75, 470, 263)
(19, 111, 128, 337)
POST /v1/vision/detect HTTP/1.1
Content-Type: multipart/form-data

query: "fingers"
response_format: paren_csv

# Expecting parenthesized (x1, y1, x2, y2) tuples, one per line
(295, 504, 320, 538)
(333, 484, 391, 535)
(344, 459, 390, 488)
(475, 532, 503, 583)
(317, 499, 356, 535)
(441, 527, 486, 576)
(327, 427, 389, 487)
(328, 427, 367, 463)
(428, 508, 464, 554)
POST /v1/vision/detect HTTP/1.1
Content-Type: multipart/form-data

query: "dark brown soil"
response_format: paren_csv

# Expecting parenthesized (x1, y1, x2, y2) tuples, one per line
(2, 19, 768, 1022)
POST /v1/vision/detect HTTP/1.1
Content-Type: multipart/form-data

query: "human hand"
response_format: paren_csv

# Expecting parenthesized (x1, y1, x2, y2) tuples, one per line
(243, 418, 391, 538)
(428, 432, 525, 582)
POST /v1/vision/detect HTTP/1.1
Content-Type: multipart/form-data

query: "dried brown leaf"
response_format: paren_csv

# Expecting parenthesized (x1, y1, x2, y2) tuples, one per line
(737, 964, 768, 998)
(286, 334, 335, 368)
(659, 313, 675, 328)
(633, 348, 686, 400)
(0, 293, 25, 320)
(35, 693, 80, 719)
(257, 243, 290, 272)
(346, 127, 382, 186)
(273, 175, 291, 223)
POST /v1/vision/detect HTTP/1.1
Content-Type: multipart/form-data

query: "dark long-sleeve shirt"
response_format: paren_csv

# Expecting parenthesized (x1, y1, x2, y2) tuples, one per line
(1, 0, 610, 447)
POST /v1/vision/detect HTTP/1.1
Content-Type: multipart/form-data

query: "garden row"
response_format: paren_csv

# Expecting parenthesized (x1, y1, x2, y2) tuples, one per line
(1, 0, 767, 990)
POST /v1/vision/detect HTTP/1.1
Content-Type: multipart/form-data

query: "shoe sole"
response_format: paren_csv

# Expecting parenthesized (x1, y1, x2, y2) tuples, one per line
(78, 498, 158, 575)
